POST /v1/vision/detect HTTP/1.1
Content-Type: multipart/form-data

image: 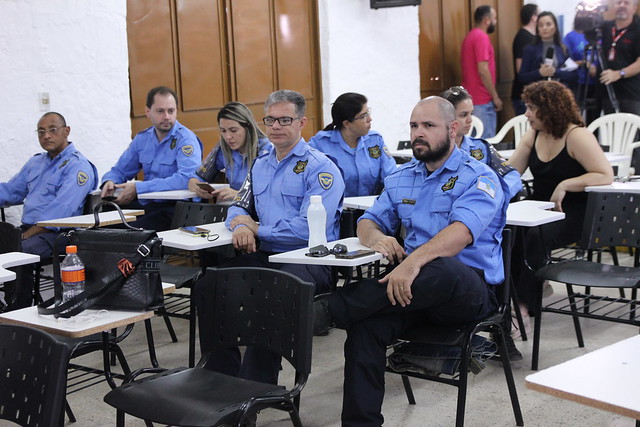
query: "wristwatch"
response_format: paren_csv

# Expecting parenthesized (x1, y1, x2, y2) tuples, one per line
(620, 69, 626, 79)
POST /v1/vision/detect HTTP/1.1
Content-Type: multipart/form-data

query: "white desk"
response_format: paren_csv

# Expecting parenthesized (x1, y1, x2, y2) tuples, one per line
(157, 222, 233, 250)
(343, 196, 377, 210)
(585, 181, 640, 193)
(526, 335, 640, 422)
(506, 200, 565, 227)
(138, 184, 229, 200)
(389, 148, 413, 159)
(36, 209, 145, 228)
(0, 252, 41, 283)
(269, 237, 383, 267)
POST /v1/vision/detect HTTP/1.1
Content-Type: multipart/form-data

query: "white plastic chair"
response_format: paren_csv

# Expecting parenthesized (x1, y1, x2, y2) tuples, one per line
(467, 115, 484, 138)
(587, 113, 640, 176)
(486, 115, 530, 147)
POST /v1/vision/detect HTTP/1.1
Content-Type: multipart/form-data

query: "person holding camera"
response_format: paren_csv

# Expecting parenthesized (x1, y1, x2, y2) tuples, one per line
(599, 0, 640, 115)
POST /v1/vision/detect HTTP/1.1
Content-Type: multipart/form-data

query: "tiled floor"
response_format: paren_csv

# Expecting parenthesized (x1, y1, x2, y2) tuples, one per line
(27, 248, 640, 426)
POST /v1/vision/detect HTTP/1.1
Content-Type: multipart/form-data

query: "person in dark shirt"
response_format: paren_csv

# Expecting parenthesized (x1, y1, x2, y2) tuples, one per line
(511, 4, 539, 115)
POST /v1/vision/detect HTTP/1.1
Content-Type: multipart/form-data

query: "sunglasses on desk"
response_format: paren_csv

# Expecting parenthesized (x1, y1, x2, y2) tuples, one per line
(305, 243, 348, 257)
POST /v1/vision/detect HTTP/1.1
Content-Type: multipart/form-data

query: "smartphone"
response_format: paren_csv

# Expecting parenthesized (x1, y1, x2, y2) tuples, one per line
(179, 226, 209, 235)
(334, 249, 376, 259)
(196, 182, 215, 192)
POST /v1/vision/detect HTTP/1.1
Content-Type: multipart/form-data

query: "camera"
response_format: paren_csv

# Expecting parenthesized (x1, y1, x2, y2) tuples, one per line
(577, 1, 608, 43)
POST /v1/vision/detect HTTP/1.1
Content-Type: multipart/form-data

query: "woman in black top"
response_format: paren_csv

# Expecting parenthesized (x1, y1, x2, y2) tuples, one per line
(507, 80, 613, 334)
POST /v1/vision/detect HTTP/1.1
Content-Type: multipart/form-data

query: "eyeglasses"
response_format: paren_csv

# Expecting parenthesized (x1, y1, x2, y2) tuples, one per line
(350, 108, 372, 122)
(262, 116, 301, 126)
(35, 126, 66, 138)
(305, 243, 348, 258)
(448, 86, 467, 96)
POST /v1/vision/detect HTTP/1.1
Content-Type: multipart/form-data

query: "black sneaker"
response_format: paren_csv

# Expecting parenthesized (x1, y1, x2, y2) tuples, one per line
(490, 333, 523, 362)
(313, 296, 333, 336)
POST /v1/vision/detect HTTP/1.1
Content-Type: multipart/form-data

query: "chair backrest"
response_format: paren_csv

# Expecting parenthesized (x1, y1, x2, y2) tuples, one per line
(0, 222, 22, 253)
(169, 201, 229, 229)
(204, 267, 314, 374)
(486, 115, 530, 147)
(580, 192, 640, 251)
(467, 115, 485, 138)
(587, 112, 640, 156)
(0, 324, 69, 427)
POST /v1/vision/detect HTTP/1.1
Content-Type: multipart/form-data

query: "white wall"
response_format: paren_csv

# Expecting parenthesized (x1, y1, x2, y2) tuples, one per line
(531, 0, 578, 37)
(0, 0, 131, 224)
(317, 0, 421, 145)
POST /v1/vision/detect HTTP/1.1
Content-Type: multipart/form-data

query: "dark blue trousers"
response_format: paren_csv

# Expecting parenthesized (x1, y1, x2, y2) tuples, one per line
(194, 250, 333, 384)
(329, 257, 497, 427)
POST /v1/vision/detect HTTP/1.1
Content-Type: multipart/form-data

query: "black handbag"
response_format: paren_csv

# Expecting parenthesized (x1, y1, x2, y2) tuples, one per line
(38, 202, 164, 318)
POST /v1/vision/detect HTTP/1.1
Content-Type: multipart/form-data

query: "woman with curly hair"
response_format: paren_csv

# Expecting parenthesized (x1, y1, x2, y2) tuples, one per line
(507, 80, 613, 336)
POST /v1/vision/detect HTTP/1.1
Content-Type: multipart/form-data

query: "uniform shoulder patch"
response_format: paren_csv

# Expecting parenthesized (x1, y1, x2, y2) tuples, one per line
(77, 171, 89, 186)
(293, 160, 308, 174)
(181, 145, 194, 156)
(470, 148, 484, 160)
(383, 145, 392, 158)
(441, 175, 458, 192)
(368, 145, 381, 159)
(477, 175, 497, 198)
(318, 172, 333, 190)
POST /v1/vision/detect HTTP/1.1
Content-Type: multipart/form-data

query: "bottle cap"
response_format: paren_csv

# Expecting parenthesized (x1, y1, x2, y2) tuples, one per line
(310, 195, 322, 203)
(66, 245, 78, 253)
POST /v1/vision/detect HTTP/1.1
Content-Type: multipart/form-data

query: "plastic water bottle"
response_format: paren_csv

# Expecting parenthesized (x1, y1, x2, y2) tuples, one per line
(61, 245, 85, 304)
(307, 195, 327, 247)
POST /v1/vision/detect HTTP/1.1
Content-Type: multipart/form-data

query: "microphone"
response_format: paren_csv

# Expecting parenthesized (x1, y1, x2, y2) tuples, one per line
(544, 47, 554, 80)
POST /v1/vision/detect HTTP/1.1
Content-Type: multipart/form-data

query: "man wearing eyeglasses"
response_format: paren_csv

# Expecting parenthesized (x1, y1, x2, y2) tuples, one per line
(321, 96, 508, 425)
(194, 90, 345, 386)
(0, 112, 97, 308)
(100, 86, 202, 231)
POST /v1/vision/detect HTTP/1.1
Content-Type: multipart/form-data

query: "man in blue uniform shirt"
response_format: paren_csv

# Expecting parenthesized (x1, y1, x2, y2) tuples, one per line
(0, 112, 97, 308)
(324, 96, 507, 426)
(101, 86, 202, 231)
(194, 89, 345, 386)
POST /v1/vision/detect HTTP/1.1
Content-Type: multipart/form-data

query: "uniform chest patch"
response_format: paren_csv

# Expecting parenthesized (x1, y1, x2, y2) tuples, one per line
(170, 138, 177, 149)
(477, 175, 497, 198)
(401, 199, 416, 205)
(59, 159, 69, 169)
(293, 160, 308, 174)
(181, 145, 194, 156)
(470, 148, 484, 160)
(318, 172, 333, 190)
(441, 175, 458, 192)
(77, 171, 88, 186)
(368, 145, 381, 159)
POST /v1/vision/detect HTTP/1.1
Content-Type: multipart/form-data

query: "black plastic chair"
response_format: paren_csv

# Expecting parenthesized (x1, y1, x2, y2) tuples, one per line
(386, 228, 524, 427)
(159, 201, 229, 367)
(531, 192, 640, 371)
(104, 267, 315, 426)
(0, 324, 70, 427)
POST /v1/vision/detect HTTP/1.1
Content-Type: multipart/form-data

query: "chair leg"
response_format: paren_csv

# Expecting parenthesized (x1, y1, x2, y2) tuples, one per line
(455, 353, 469, 427)
(532, 281, 544, 371)
(158, 306, 178, 343)
(64, 398, 76, 423)
(116, 410, 125, 427)
(144, 319, 160, 368)
(495, 326, 525, 426)
(401, 375, 416, 404)
(566, 284, 585, 348)
(510, 280, 527, 341)
(189, 294, 196, 368)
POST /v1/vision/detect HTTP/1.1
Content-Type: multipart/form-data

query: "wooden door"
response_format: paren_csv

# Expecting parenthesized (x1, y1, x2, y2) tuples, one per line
(126, 0, 322, 157)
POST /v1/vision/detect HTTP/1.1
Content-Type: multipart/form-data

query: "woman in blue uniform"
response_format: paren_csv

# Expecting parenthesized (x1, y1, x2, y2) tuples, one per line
(309, 92, 396, 197)
(189, 102, 271, 202)
(441, 86, 523, 199)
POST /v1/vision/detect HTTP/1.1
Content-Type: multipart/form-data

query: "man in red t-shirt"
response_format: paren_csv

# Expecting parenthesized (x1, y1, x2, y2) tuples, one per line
(461, 5, 502, 138)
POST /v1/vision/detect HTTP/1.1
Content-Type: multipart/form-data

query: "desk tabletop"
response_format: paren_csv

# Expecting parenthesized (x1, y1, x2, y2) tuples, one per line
(158, 222, 233, 250)
(506, 200, 565, 227)
(138, 184, 229, 200)
(343, 196, 378, 210)
(525, 335, 640, 421)
(36, 209, 145, 228)
(0, 252, 41, 283)
(269, 237, 383, 267)
(389, 148, 413, 159)
(585, 181, 640, 193)
(0, 306, 154, 338)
